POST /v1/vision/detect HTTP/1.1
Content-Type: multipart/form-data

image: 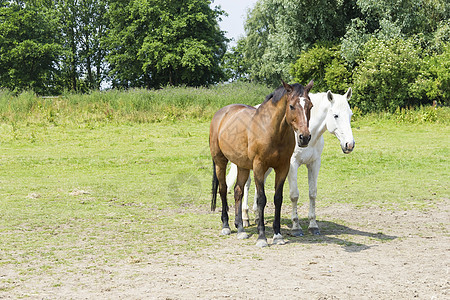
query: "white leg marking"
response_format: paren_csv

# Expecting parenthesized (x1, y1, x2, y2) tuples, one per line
(226, 163, 237, 194)
(273, 233, 286, 245)
(242, 175, 251, 227)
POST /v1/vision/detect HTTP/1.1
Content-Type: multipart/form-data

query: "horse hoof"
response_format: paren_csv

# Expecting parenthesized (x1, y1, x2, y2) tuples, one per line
(272, 234, 286, 245)
(256, 239, 268, 248)
(291, 229, 304, 237)
(243, 220, 250, 228)
(221, 228, 231, 235)
(237, 232, 249, 240)
(309, 228, 320, 235)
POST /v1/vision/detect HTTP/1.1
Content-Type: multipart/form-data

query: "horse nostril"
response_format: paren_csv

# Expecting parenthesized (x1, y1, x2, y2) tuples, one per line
(299, 134, 304, 140)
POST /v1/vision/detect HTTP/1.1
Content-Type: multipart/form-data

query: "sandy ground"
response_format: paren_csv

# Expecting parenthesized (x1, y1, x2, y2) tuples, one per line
(1, 198, 449, 299)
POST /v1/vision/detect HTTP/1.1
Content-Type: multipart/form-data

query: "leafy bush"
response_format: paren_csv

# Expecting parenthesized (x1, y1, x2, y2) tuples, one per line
(411, 42, 450, 106)
(352, 38, 423, 112)
(290, 43, 352, 93)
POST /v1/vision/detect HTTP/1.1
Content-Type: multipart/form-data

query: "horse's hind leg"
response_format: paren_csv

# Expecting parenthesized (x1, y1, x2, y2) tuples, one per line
(215, 158, 230, 235)
(235, 167, 250, 239)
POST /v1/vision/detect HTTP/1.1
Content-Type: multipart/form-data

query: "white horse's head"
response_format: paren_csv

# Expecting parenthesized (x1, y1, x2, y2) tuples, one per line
(325, 87, 355, 154)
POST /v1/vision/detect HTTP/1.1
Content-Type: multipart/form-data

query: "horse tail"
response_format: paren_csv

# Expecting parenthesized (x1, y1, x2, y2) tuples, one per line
(211, 160, 219, 211)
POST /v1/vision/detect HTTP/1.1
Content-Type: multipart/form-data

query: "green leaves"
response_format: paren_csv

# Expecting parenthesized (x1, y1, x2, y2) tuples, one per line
(290, 43, 352, 94)
(352, 38, 422, 112)
(107, 0, 227, 88)
(241, 0, 357, 86)
(0, 3, 61, 94)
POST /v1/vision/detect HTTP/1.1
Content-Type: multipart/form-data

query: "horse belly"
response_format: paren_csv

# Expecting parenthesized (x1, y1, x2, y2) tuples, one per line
(217, 108, 254, 170)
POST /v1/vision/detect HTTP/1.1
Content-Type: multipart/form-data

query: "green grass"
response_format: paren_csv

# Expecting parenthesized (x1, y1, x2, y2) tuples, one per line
(0, 85, 448, 284)
(0, 82, 273, 124)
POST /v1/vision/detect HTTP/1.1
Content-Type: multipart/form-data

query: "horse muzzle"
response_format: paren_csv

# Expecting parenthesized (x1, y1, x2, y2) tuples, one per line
(298, 133, 311, 148)
(342, 141, 355, 154)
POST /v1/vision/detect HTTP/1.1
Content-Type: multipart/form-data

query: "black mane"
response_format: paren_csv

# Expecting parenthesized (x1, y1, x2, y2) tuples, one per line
(263, 83, 304, 104)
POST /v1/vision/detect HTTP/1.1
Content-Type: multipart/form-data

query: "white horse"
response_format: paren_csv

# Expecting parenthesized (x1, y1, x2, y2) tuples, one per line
(226, 88, 355, 236)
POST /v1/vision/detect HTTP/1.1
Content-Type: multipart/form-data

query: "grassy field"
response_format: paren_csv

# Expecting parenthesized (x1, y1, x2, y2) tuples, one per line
(0, 85, 449, 291)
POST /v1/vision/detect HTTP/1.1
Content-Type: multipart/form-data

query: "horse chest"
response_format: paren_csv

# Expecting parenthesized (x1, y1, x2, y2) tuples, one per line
(254, 139, 295, 166)
(293, 137, 324, 165)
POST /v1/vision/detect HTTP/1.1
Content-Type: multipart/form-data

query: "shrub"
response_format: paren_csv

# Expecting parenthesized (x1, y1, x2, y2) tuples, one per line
(352, 38, 423, 112)
(416, 43, 450, 105)
(290, 42, 352, 93)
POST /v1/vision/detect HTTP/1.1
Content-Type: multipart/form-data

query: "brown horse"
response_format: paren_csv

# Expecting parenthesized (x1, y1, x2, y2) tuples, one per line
(209, 80, 314, 247)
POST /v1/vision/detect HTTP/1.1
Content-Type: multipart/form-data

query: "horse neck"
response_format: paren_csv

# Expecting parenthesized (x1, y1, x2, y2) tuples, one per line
(308, 93, 329, 144)
(258, 97, 291, 137)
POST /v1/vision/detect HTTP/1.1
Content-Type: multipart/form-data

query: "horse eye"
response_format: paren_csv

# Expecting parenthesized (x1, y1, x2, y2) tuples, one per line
(290, 105, 295, 110)
(334, 114, 339, 119)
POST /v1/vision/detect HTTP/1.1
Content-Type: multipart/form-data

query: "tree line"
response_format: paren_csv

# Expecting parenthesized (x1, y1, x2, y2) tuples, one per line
(0, 0, 227, 93)
(1, 0, 449, 111)
(225, 0, 449, 111)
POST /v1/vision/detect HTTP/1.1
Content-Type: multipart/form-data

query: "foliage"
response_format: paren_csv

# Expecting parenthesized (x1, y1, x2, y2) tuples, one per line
(57, 0, 110, 91)
(352, 38, 423, 112)
(106, 0, 228, 88)
(341, 0, 450, 65)
(0, 82, 273, 124)
(0, 0, 227, 93)
(290, 42, 352, 94)
(0, 2, 62, 95)
(242, 0, 358, 86)
(221, 39, 250, 82)
(410, 42, 450, 106)
(1, 84, 447, 126)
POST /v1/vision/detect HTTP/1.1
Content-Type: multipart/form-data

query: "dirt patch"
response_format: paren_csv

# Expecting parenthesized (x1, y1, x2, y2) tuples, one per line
(1, 199, 449, 299)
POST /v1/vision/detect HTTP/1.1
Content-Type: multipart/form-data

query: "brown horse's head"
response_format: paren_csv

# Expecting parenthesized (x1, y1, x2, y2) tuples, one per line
(282, 80, 314, 147)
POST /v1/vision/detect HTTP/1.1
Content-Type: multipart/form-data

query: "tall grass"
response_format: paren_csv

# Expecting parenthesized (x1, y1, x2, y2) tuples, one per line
(0, 82, 273, 125)
(0, 83, 448, 126)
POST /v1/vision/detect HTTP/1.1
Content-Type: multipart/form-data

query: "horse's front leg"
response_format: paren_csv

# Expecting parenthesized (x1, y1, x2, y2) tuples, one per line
(272, 166, 289, 245)
(234, 167, 250, 239)
(253, 168, 272, 225)
(307, 159, 321, 235)
(288, 160, 303, 236)
(253, 164, 269, 248)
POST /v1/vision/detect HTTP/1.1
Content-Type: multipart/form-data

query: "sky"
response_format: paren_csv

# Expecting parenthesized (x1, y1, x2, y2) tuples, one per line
(210, 0, 258, 47)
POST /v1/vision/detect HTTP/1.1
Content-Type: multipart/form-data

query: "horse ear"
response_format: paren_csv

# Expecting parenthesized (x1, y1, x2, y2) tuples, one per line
(327, 90, 333, 102)
(304, 80, 314, 94)
(346, 87, 352, 100)
(281, 80, 293, 93)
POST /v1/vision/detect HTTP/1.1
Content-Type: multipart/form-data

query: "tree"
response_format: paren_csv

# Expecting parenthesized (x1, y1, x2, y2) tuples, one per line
(341, 0, 450, 64)
(56, 0, 109, 91)
(221, 39, 250, 82)
(106, 0, 227, 88)
(0, 1, 62, 94)
(242, 0, 359, 86)
(352, 38, 423, 112)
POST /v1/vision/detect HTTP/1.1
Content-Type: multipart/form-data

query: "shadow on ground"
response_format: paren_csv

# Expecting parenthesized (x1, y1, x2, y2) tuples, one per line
(235, 217, 397, 253)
